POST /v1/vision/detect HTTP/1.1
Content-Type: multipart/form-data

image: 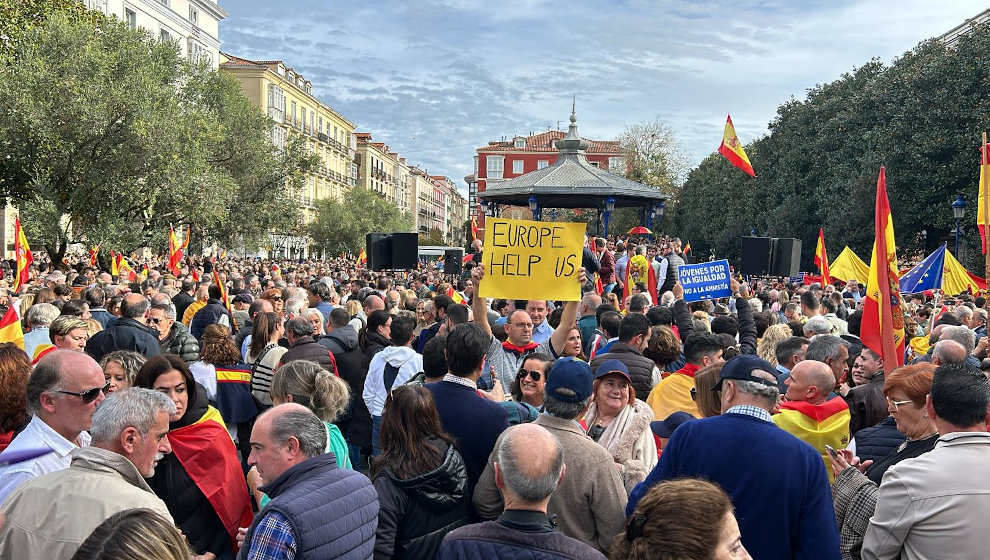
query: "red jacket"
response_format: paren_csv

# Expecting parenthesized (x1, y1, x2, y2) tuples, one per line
(598, 250, 616, 284)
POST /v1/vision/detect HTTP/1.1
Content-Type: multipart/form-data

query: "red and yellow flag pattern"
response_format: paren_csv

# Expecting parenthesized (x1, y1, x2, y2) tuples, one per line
(979, 143, 990, 254)
(0, 305, 24, 350)
(717, 115, 756, 177)
(623, 254, 658, 310)
(471, 217, 479, 241)
(358, 248, 367, 266)
(861, 167, 904, 373)
(168, 227, 183, 276)
(773, 398, 850, 482)
(88, 246, 99, 268)
(815, 228, 830, 286)
(12, 218, 32, 293)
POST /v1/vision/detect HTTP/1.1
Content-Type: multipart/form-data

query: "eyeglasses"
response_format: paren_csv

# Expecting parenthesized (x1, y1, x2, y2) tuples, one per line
(148, 317, 165, 324)
(886, 397, 914, 411)
(511, 323, 534, 330)
(269, 296, 283, 301)
(54, 381, 110, 404)
(517, 369, 542, 381)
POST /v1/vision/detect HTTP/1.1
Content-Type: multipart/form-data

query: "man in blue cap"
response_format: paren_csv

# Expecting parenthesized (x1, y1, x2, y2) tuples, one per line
(628, 354, 840, 560)
(473, 357, 627, 554)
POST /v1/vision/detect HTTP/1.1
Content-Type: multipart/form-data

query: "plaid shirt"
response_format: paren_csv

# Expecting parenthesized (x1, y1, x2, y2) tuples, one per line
(832, 467, 878, 560)
(724, 404, 773, 423)
(246, 511, 297, 560)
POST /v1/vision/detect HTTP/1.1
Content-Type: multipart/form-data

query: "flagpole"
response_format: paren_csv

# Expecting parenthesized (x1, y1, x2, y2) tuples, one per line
(983, 132, 990, 285)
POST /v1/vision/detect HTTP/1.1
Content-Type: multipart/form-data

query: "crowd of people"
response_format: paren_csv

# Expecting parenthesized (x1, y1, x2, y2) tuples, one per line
(0, 236, 989, 559)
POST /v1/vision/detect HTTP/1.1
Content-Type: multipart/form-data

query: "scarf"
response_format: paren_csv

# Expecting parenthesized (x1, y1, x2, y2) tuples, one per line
(502, 340, 539, 354)
(585, 401, 636, 461)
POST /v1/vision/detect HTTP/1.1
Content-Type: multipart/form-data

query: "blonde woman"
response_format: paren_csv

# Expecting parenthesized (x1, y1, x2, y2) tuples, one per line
(757, 323, 794, 366)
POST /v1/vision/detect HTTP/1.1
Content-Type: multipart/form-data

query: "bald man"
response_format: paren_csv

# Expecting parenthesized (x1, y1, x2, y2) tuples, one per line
(932, 339, 968, 366)
(774, 360, 851, 482)
(241, 403, 378, 559)
(438, 424, 605, 559)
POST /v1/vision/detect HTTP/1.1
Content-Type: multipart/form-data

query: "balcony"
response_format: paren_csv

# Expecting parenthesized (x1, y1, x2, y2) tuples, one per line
(318, 132, 329, 143)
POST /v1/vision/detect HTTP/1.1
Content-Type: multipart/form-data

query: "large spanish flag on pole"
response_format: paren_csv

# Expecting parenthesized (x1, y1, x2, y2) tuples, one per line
(815, 228, 830, 286)
(861, 167, 904, 373)
(717, 115, 756, 177)
(12, 218, 32, 293)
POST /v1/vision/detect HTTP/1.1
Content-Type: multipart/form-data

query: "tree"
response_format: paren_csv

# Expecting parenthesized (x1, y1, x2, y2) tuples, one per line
(618, 117, 689, 228)
(0, 0, 100, 62)
(674, 25, 990, 273)
(309, 187, 413, 255)
(419, 228, 446, 247)
(0, 15, 313, 261)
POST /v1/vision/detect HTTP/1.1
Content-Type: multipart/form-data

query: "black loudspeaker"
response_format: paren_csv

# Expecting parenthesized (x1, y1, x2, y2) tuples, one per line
(740, 237, 773, 275)
(444, 249, 464, 275)
(771, 238, 802, 277)
(366, 233, 391, 271)
(389, 233, 418, 270)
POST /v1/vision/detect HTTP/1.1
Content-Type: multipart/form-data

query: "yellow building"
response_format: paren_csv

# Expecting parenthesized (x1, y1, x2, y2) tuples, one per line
(219, 53, 356, 226)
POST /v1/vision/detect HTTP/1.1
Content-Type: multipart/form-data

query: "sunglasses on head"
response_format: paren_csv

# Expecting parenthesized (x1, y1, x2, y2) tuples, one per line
(55, 381, 110, 404)
(517, 369, 542, 381)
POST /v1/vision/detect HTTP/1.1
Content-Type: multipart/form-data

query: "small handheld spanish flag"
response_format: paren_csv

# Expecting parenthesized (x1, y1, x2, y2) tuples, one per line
(0, 305, 24, 350)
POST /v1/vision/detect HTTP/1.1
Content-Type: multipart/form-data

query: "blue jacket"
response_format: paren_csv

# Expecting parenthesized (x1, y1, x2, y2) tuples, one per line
(629, 413, 840, 560)
(190, 299, 231, 342)
(240, 453, 378, 560)
(426, 380, 508, 491)
(438, 510, 606, 560)
(853, 416, 905, 465)
(85, 317, 161, 361)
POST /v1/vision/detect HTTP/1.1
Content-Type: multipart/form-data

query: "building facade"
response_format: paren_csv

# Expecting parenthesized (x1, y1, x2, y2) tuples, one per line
(84, 0, 226, 67)
(474, 129, 622, 231)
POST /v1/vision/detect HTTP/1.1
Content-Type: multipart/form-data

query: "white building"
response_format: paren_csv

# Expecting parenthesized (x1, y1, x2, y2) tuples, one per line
(83, 0, 226, 68)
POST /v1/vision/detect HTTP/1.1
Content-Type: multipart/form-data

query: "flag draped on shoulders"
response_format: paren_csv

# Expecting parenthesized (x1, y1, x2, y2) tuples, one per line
(861, 167, 905, 373)
(214, 365, 257, 425)
(717, 115, 756, 177)
(773, 398, 850, 482)
(0, 306, 24, 350)
(815, 228, 830, 286)
(12, 218, 32, 293)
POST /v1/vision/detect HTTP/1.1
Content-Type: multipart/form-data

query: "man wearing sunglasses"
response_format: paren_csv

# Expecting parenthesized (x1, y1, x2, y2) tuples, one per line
(0, 351, 108, 504)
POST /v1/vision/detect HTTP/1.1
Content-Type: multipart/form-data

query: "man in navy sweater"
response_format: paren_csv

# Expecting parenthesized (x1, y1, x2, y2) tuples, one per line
(426, 323, 509, 491)
(628, 354, 840, 560)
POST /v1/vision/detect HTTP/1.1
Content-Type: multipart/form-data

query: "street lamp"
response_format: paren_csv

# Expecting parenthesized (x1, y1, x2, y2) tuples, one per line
(655, 201, 665, 230)
(528, 195, 541, 221)
(602, 196, 616, 237)
(952, 194, 966, 256)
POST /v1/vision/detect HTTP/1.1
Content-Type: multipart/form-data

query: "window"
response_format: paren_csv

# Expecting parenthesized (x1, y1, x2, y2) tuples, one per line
(513, 138, 525, 148)
(159, 28, 172, 43)
(300, 107, 307, 132)
(486, 156, 504, 179)
(267, 85, 285, 122)
(124, 8, 136, 30)
(310, 112, 315, 135)
(512, 160, 523, 174)
(271, 125, 286, 150)
(474, 156, 479, 175)
(291, 101, 297, 126)
(609, 157, 625, 174)
(538, 160, 549, 169)
(318, 116, 323, 134)
(156, 0, 169, 6)
(188, 5, 199, 24)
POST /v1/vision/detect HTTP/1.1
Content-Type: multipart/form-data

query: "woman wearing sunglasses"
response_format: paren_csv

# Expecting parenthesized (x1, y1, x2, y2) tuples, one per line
(134, 354, 253, 560)
(510, 354, 552, 410)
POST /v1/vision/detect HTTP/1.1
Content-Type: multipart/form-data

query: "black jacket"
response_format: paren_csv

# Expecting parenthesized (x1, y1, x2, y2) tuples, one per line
(281, 336, 337, 374)
(320, 326, 372, 450)
(190, 299, 231, 342)
(148, 386, 233, 559)
(853, 416, 906, 465)
(373, 440, 471, 559)
(589, 342, 656, 399)
(437, 510, 606, 560)
(85, 317, 162, 361)
(172, 291, 195, 325)
(845, 374, 888, 436)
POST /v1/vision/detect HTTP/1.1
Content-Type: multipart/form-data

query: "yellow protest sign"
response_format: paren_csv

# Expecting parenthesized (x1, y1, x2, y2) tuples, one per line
(479, 217, 585, 301)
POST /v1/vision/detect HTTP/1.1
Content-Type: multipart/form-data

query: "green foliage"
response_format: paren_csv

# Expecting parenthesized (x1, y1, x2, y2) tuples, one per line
(675, 27, 990, 273)
(309, 187, 413, 254)
(0, 15, 311, 261)
(419, 228, 446, 247)
(0, 0, 100, 62)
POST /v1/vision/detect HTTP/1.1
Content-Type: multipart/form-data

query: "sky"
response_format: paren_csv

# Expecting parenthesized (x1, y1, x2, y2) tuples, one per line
(219, 1, 982, 193)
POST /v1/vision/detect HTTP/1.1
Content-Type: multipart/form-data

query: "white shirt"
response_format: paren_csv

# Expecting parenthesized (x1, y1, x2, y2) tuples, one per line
(189, 361, 217, 402)
(0, 415, 91, 505)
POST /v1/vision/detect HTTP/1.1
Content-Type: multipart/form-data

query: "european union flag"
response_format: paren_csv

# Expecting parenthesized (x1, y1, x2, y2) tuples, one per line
(900, 244, 945, 294)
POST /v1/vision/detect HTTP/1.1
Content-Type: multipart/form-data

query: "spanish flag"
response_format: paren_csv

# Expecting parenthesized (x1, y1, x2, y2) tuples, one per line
(167, 412, 253, 552)
(471, 217, 479, 241)
(773, 398, 850, 482)
(861, 167, 904, 373)
(168, 227, 183, 276)
(623, 254, 657, 309)
(214, 365, 258, 425)
(211, 264, 236, 330)
(180, 225, 191, 251)
(88, 246, 99, 267)
(682, 242, 691, 255)
(358, 248, 367, 266)
(979, 142, 990, 254)
(717, 115, 756, 177)
(447, 285, 464, 304)
(110, 251, 119, 276)
(815, 228, 830, 286)
(0, 306, 24, 350)
(12, 218, 32, 293)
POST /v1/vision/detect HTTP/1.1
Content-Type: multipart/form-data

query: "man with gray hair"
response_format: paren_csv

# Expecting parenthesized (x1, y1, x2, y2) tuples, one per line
(933, 339, 968, 366)
(806, 334, 851, 390)
(0, 388, 174, 560)
(441, 423, 606, 560)
(474, 357, 626, 553)
(629, 354, 840, 560)
(23, 302, 60, 359)
(148, 300, 199, 363)
(85, 292, 161, 361)
(240, 403, 378, 560)
(804, 314, 835, 338)
(0, 351, 107, 503)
